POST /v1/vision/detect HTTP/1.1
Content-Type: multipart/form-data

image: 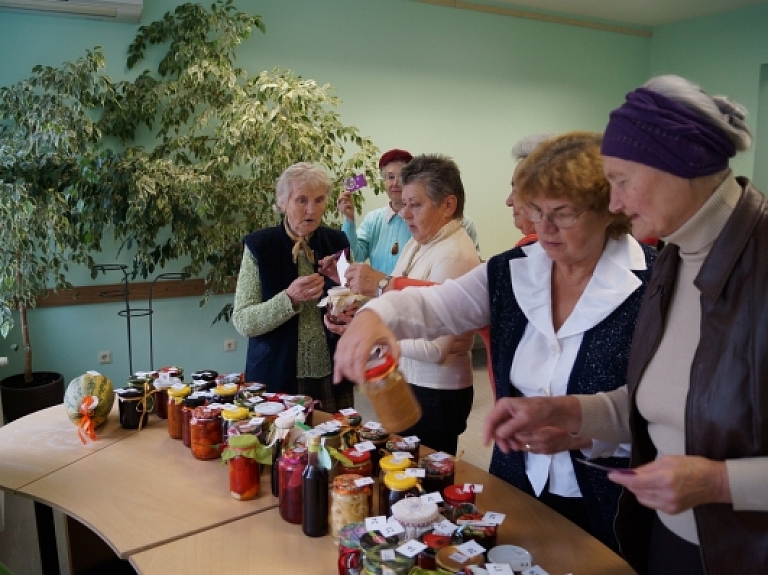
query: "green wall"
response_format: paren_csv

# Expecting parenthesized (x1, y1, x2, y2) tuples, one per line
(7, 0, 762, 387)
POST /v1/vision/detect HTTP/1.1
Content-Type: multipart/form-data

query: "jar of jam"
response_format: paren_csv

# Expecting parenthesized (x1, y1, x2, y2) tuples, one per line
(359, 424, 390, 476)
(221, 406, 249, 438)
(167, 383, 191, 440)
(385, 435, 421, 461)
(417, 530, 463, 569)
(363, 348, 421, 433)
(435, 545, 484, 573)
(390, 497, 439, 542)
(456, 513, 498, 551)
(222, 434, 261, 501)
(127, 375, 155, 414)
(181, 395, 206, 448)
(419, 453, 455, 495)
(189, 406, 223, 460)
(212, 382, 239, 404)
(278, 446, 308, 524)
(330, 474, 370, 543)
(116, 388, 148, 429)
(152, 378, 173, 419)
(443, 485, 476, 522)
(338, 448, 373, 479)
(381, 472, 420, 518)
(252, 401, 286, 430)
(191, 369, 218, 388)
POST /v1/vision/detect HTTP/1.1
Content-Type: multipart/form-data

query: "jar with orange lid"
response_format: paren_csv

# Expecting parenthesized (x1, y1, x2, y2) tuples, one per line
(189, 406, 223, 460)
(363, 347, 421, 433)
(380, 471, 420, 518)
(330, 474, 370, 542)
(167, 383, 191, 439)
(221, 434, 262, 501)
(221, 406, 248, 438)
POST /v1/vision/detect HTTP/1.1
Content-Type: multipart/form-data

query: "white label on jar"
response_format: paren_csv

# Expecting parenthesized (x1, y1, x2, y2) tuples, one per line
(363, 421, 382, 430)
(421, 492, 443, 504)
(397, 540, 426, 558)
(521, 567, 548, 575)
(365, 516, 387, 531)
(380, 549, 397, 562)
(339, 408, 358, 416)
(354, 441, 376, 452)
(190, 392, 204, 399)
(159, 371, 171, 382)
(223, 382, 238, 390)
(392, 451, 413, 459)
(403, 435, 420, 445)
(171, 382, 186, 391)
(482, 511, 506, 525)
(380, 520, 404, 537)
(304, 429, 322, 438)
(449, 551, 470, 564)
(456, 540, 485, 558)
(355, 476, 374, 487)
(433, 519, 458, 535)
(404, 468, 426, 478)
(249, 417, 265, 426)
(286, 405, 305, 416)
(486, 565, 515, 574)
(429, 451, 451, 460)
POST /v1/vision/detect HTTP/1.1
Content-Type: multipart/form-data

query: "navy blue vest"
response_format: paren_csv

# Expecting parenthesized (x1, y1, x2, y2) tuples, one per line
(242, 223, 351, 395)
(486, 243, 656, 551)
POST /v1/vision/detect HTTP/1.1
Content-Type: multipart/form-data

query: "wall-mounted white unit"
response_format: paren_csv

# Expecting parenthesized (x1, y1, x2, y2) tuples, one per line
(0, 0, 142, 22)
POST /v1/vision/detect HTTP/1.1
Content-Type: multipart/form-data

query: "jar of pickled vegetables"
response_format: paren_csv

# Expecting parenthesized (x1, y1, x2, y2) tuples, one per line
(222, 434, 261, 501)
(190, 406, 223, 460)
(278, 446, 308, 524)
(330, 474, 370, 543)
(181, 395, 206, 448)
(166, 383, 191, 440)
(338, 448, 373, 479)
(363, 348, 421, 433)
(442, 484, 476, 522)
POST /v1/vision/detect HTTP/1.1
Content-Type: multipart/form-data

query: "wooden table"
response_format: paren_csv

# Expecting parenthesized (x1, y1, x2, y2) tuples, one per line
(0, 406, 636, 574)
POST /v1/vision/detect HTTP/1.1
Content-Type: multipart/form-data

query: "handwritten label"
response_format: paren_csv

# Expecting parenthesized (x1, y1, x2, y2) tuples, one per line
(391, 451, 413, 459)
(363, 421, 382, 430)
(486, 565, 515, 574)
(397, 540, 427, 557)
(456, 540, 485, 558)
(521, 567, 549, 575)
(381, 549, 396, 561)
(449, 551, 469, 564)
(354, 441, 376, 452)
(429, 451, 451, 461)
(354, 476, 375, 487)
(482, 511, 506, 525)
(365, 516, 387, 531)
(381, 520, 405, 537)
(421, 492, 443, 504)
(339, 408, 359, 416)
(403, 435, 420, 445)
(433, 519, 458, 535)
(404, 468, 426, 478)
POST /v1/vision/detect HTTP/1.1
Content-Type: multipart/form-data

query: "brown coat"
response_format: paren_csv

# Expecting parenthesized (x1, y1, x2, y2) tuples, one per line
(616, 178, 768, 575)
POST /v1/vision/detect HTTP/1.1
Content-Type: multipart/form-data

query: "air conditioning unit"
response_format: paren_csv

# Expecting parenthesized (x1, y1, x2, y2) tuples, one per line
(0, 0, 142, 22)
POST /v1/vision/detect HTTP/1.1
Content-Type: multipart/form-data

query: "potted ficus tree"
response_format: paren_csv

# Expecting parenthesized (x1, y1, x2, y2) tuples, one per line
(0, 48, 117, 422)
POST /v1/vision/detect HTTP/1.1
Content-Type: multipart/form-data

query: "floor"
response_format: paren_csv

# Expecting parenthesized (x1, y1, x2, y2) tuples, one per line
(0, 350, 494, 575)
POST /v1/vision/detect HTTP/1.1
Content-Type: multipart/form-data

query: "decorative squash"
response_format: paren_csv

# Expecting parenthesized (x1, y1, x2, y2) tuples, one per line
(64, 372, 115, 428)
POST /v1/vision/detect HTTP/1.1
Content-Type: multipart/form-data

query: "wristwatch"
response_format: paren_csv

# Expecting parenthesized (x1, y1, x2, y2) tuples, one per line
(377, 275, 392, 297)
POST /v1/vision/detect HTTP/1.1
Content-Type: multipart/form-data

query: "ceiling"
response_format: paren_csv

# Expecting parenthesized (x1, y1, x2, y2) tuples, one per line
(458, 0, 768, 27)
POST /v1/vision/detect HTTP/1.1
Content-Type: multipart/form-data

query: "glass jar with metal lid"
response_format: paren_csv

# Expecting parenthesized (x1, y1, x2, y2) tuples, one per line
(338, 448, 373, 479)
(221, 406, 249, 438)
(212, 382, 239, 404)
(181, 395, 206, 448)
(166, 383, 191, 439)
(418, 453, 455, 495)
(330, 474, 370, 543)
(442, 484, 477, 522)
(359, 424, 390, 476)
(417, 530, 463, 570)
(385, 435, 421, 461)
(380, 471, 420, 518)
(116, 387, 148, 430)
(363, 347, 421, 433)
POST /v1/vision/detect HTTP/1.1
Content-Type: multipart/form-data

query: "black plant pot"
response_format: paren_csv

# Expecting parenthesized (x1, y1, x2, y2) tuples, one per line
(0, 371, 65, 424)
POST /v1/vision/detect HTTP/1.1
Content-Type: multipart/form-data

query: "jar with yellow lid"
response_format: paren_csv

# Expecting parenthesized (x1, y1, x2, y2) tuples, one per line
(221, 406, 249, 438)
(363, 347, 421, 433)
(212, 382, 239, 404)
(380, 471, 420, 518)
(330, 474, 370, 543)
(166, 383, 191, 439)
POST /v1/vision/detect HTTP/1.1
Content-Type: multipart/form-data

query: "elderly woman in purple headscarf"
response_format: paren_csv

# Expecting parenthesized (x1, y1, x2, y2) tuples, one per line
(483, 75, 767, 575)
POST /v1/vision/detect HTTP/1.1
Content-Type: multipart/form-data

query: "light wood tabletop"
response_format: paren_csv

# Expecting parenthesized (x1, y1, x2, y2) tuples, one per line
(130, 459, 636, 575)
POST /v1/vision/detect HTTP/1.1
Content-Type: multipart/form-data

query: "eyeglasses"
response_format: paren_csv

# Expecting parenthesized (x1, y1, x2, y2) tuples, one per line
(525, 204, 585, 229)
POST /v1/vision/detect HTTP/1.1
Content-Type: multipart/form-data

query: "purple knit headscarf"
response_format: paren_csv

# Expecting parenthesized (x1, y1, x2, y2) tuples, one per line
(601, 87, 735, 179)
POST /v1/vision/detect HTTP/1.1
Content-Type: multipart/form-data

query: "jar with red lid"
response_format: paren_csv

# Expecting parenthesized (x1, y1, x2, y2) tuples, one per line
(190, 406, 223, 460)
(338, 448, 373, 479)
(363, 348, 421, 433)
(443, 484, 476, 522)
(278, 446, 308, 524)
(167, 383, 191, 439)
(181, 395, 206, 448)
(418, 453, 455, 495)
(456, 513, 498, 551)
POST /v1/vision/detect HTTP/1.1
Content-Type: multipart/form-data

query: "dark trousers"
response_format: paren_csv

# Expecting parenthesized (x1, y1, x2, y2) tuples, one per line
(399, 385, 474, 455)
(647, 515, 705, 575)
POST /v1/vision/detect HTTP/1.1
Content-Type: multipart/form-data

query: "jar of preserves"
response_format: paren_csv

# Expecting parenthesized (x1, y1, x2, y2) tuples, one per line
(278, 446, 308, 524)
(181, 395, 206, 448)
(167, 383, 191, 440)
(358, 424, 390, 476)
(362, 543, 415, 575)
(390, 497, 439, 542)
(435, 545, 484, 573)
(159, 365, 183, 380)
(191, 369, 218, 389)
(330, 474, 370, 542)
(152, 378, 173, 419)
(385, 435, 421, 461)
(381, 472, 420, 518)
(222, 434, 261, 501)
(455, 513, 498, 551)
(419, 453, 455, 495)
(116, 388, 148, 430)
(442, 484, 476, 522)
(127, 375, 155, 415)
(337, 521, 367, 575)
(252, 401, 286, 430)
(338, 448, 373, 479)
(417, 530, 463, 570)
(212, 382, 239, 404)
(221, 406, 248, 438)
(362, 348, 421, 433)
(189, 406, 223, 460)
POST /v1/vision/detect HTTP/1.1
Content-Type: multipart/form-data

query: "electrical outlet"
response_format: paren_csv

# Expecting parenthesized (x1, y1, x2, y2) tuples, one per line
(98, 351, 113, 364)
(224, 339, 237, 352)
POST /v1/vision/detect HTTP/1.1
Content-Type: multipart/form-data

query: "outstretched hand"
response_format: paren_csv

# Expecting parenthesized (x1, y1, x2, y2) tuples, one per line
(332, 309, 399, 384)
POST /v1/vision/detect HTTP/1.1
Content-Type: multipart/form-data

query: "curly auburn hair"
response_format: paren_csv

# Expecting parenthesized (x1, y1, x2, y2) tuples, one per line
(514, 131, 631, 239)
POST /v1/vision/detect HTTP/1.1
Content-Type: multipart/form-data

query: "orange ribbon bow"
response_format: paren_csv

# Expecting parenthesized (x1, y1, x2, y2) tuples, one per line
(77, 396, 98, 445)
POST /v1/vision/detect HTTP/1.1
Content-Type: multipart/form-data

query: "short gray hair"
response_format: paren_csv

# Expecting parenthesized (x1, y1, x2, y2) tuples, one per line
(400, 154, 465, 220)
(511, 133, 557, 161)
(275, 162, 332, 212)
(644, 75, 752, 152)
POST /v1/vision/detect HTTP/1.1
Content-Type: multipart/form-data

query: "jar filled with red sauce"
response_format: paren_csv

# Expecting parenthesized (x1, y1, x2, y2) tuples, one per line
(166, 383, 191, 440)
(223, 435, 261, 501)
(181, 395, 206, 448)
(190, 406, 223, 460)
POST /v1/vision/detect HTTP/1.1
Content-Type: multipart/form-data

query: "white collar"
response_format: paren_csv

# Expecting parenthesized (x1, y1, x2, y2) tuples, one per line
(384, 203, 401, 223)
(511, 235, 646, 340)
